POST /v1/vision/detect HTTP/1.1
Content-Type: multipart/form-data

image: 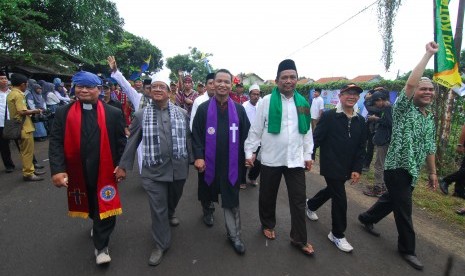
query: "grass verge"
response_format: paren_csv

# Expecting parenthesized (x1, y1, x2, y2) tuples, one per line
(360, 168, 465, 232)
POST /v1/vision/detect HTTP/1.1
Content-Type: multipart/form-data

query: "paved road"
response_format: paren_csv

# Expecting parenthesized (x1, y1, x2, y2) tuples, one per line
(1, 140, 464, 276)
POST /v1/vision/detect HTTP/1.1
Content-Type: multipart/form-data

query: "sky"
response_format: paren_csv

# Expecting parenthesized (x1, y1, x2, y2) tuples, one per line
(111, 0, 464, 81)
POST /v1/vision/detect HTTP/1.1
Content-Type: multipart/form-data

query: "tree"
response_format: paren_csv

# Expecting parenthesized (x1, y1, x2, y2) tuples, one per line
(0, 0, 54, 52)
(166, 47, 213, 83)
(377, 0, 402, 71)
(0, 0, 126, 74)
(105, 31, 163, 77)
(33, 0, 124, 62)
(396, 69, 434, 81)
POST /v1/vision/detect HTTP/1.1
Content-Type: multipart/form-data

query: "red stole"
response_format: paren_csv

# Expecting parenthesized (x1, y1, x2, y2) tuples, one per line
(64, 101, 122, 219)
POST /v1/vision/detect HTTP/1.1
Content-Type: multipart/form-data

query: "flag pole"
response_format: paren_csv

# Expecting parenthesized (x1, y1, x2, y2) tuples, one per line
(454, 0, 465, 62)
(434, 0, 438, 73)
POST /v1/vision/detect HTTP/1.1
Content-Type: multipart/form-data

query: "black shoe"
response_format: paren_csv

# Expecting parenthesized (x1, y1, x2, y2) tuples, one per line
(148, 247, 163, 266)
(401, 254, 423, 270)
(169, 216, 180, 227)
(358, 214, 381, 237)
(229, 238, 245, 255)
(34, 170, 46, 175)
(23, 175, 44, 181)
(5, 167, 14, 173)
(439, 179, 449, 195)
(452, 192, 465, 199)
(203, 213, 214, 227)
(34, 163, 45, 169)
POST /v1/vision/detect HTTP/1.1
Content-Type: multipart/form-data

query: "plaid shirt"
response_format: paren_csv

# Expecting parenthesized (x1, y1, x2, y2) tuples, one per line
(175, 90, 198, 117)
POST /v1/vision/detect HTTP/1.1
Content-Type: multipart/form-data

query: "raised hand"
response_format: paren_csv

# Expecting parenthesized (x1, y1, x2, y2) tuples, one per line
(107, 56, 118, 72)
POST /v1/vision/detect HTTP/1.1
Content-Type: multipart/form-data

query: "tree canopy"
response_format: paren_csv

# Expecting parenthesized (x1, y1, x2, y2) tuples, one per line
(166, 47, 213, 83)
(0, 0, 163, 76)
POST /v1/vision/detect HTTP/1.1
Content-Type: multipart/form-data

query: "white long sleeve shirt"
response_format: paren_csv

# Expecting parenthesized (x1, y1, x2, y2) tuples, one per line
(0, 88, 10, 127)
(242, 99, 261, 124)
(111, 70, 146, 174)
(111, 70, 143, 109)
(244, 93, 313, 168)
(54, 91, 70, 103)
(46, 92, 61, 105)
(189, 93, 211, 131)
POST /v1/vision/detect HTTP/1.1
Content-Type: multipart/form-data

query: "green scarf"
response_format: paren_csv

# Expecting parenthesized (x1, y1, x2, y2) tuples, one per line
(268, 87, 311, 134)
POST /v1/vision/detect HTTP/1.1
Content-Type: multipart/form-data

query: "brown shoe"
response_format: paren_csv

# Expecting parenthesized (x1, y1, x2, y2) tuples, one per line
(23, 175, 44, 181)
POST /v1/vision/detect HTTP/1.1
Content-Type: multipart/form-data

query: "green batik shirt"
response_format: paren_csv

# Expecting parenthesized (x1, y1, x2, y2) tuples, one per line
(384, 89, 436, 186)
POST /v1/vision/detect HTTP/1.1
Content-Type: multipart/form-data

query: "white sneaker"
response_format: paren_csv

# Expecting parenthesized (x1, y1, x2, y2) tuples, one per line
(95, 247, 111, 265)
(328, 232, 353, 253)
(305, 199, 318, 221)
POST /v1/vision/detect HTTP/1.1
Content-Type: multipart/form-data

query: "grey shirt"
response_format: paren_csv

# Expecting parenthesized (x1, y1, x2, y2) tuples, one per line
(118, 104, 192, 182)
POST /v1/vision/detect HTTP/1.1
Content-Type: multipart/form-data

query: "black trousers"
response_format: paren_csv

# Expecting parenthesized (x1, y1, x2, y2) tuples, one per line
(259, 165, 307, 245)
(0, 127, 15, 169)
(359, 169, 416, 255)
(364, 130, 375, 168)
(443, 156, 465, 197)
(307, 177, 348, 238)
(198, 173, 215, 214)
(91, 216, 116, 250)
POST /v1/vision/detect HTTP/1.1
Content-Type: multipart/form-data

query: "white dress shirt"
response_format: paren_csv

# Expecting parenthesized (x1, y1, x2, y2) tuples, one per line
(0, 88, 11, 127)
(189, 93, 211, 131)
(244, 93, 314, 168)
(310, 96, 324, 119)
(242, 99, 261, 125)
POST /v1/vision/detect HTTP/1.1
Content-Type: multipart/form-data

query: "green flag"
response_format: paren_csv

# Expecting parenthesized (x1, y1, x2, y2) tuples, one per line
(433, 0, 463, 90)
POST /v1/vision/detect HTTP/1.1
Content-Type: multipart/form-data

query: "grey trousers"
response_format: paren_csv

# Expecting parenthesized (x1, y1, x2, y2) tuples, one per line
(141, 178, 185, 250)
(374, 144, 389, 188)
(224, 207, 241, 241)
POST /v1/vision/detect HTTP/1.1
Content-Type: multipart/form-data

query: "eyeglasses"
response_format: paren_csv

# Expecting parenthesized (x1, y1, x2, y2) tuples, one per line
(75, 85, 100, 90)
(151, 84, 168, 91)
(340, 91, 359, 96)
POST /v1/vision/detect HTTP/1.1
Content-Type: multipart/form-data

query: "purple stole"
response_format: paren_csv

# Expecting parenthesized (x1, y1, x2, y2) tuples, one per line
(205, 98, 239, 186)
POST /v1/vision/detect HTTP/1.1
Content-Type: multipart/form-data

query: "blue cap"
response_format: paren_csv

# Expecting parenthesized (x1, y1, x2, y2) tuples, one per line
(72, 71, 102, 87)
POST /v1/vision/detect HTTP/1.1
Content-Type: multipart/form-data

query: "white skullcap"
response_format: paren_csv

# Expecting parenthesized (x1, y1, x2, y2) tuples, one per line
(151, 73, 171, 90)
(249, 84, 260, 93)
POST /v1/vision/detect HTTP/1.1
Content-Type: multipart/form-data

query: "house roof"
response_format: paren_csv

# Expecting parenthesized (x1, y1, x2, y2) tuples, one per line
(350, 74, 381, 82)
(315, 77, 347, 84)
(297, 78, 314, 85)
(244, 73, 264, 82)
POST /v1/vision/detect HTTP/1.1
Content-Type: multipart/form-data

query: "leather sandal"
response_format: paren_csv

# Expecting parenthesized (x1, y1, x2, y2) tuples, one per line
(262, 228, 276, 240)
(290, 240, 314, 256)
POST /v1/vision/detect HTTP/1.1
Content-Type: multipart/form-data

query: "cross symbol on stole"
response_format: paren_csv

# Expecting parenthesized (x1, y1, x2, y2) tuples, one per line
(230, 123, 238, 143)
(69, 189, 86, 205)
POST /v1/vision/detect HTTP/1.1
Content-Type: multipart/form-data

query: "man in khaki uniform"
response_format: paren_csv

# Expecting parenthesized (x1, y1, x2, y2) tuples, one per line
(7, 73, 45, 181)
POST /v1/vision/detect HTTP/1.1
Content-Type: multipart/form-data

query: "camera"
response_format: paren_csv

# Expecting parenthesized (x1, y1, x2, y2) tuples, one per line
(31, 109, 53, 123)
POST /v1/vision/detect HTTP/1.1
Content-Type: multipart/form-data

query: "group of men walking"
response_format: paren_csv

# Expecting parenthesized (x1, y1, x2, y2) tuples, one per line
(18, 41, 440, 271)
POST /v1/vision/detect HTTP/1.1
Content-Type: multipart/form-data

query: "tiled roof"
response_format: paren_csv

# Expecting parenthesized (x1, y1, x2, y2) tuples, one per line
(350, 75, 381, 82)
(315, 77, 347, 84)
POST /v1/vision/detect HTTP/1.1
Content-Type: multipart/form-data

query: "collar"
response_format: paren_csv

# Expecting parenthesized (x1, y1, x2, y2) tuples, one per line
(336, 104, 358, 118)
(11, 87, 24, 95)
